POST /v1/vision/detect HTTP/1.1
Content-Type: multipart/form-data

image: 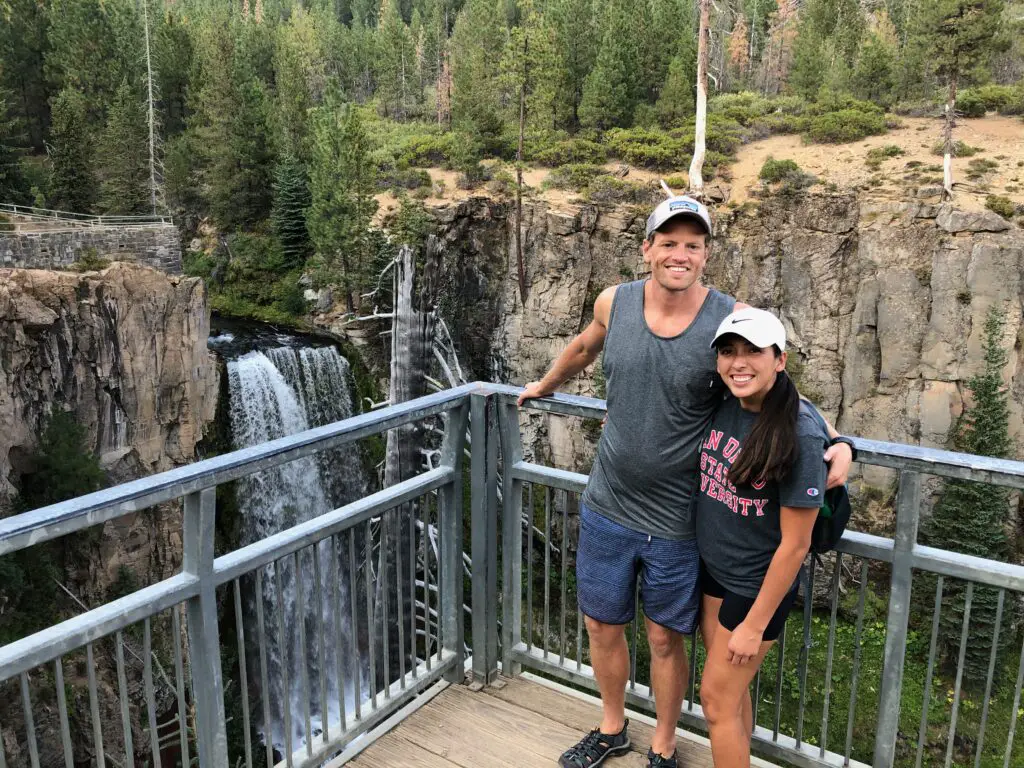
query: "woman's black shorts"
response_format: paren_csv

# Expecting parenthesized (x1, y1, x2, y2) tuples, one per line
(699, 560, 798, 642)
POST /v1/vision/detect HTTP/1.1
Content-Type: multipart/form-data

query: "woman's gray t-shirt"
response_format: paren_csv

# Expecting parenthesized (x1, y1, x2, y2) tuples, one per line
(695, 397, 827, 598)
(581, 280, 735, 540)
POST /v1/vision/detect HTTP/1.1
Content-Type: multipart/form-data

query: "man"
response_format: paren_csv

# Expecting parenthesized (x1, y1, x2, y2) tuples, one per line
(518, 196, 852, 768)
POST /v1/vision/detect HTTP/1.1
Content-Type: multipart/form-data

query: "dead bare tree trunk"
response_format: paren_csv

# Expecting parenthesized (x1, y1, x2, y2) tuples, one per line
(515, 38, 528, 307)
(943, 72, 958, 200)
(377, 239, 443, 684)
(142, 0, 160, 214)
(689, 0, 711, 198)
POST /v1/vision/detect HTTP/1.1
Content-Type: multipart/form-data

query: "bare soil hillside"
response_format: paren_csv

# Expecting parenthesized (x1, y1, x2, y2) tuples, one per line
(373, 115, 1024, 222)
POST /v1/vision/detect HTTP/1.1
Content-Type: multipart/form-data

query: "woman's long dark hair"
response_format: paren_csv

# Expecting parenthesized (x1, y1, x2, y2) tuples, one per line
(728, 360, 800, 487)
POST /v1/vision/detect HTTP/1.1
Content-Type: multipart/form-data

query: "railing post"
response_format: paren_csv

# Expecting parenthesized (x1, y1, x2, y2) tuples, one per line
(497, 399, 524, 678)
(439, 401, 469, 683)
(470, 391, 499, 685)
(183, 488, 229, 767)
(874, 470, 921, 767)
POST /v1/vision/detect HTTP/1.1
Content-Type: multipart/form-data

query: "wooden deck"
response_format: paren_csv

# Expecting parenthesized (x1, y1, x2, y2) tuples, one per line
(343, 675, 778, 767)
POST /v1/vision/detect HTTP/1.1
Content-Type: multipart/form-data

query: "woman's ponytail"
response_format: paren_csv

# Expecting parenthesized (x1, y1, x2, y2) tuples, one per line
(728, 369, 801, 487)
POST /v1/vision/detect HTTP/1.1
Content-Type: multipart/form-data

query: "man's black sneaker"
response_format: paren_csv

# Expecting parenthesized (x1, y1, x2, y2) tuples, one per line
(558, 719, 631, 767)
(646, 747, 678, 768)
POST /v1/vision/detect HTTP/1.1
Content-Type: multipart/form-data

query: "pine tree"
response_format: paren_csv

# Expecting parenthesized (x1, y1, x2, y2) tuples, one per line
(655, 46, 698, 125)
(273, 6, 325, 160)
(728, 14, 752, 87)
(758, 0, 798, 95)
(851, 11, 899, 106)
(190, 22, 275, 231)
(547, 0, 597, 131)
(579, 0, 643, 129)
(788, 0, 865, 99)
(376, 0, 418, 119)
(0, 0, 50, 150)
(307, 101, 378, 311)
(450, 0, 506, 136)
(47, 87, 95, 212)
(500, 0, 557, 305)
(98, 80, 149, 214)
(0, 87, 29, 204)
(911, 0, 1008, 198)
(271, 153, 313, 267)
(45, 0, 142, 119)
(926, 307, 1014, 682)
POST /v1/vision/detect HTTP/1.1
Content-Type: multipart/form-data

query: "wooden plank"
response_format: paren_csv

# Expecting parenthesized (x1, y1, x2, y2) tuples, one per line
(484, 677, 715, 768)
(374, 684, 651, 767)
(348, 731, 460, 767)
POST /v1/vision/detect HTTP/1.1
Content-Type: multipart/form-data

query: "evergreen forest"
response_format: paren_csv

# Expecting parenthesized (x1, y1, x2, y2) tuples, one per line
(2, 0, 1021, 324)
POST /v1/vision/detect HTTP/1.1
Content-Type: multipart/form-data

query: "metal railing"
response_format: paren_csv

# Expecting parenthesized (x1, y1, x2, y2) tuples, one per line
(2, 382, 1024, 768)
(0, 202, 173, 230)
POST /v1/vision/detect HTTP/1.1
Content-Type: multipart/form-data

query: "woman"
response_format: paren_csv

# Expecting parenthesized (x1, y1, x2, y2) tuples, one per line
(695, 307, 829, 767)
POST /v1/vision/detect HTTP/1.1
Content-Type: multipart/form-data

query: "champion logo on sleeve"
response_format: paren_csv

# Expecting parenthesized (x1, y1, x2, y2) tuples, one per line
(807, 488, 820, 497)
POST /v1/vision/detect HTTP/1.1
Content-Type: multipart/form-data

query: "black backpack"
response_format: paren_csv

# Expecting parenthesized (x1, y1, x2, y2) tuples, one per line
(801, 401, 852, 555)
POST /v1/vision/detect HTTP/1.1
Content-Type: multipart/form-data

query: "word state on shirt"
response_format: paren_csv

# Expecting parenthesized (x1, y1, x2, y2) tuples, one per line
(699, 429, 769, 518)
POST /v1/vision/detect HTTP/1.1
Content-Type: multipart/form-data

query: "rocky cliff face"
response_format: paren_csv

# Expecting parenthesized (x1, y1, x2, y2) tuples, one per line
(0, 263, 218, 583)
(430, 194, 1024, 489)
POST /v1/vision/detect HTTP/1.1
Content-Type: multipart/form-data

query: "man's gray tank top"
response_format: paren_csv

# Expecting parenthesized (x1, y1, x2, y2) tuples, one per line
(581, 280, 734, 540)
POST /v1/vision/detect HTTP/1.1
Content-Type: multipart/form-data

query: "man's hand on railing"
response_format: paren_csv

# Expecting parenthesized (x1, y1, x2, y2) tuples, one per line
(517, 381, 552, 406)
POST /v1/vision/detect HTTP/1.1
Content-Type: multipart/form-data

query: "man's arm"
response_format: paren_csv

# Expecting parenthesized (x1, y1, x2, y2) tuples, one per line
(517, 286, 616, 406)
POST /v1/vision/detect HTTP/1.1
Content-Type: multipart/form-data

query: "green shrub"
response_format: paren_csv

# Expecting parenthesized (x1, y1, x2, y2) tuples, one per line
(532, 137, 608, 166)
(960, 84, 1022, 116)
(985, 195, 1016, 219)
(957, 90, 988, 118)
(487, 169, 516, 197)
(932, 140, 980, 157)
(759, 157, 802, 183)
(457, 162, 492, 189)
(183, 250, 217, 278)
(606, 127, 691, 169)
(69, 247, 111, 272)
(0, 213, 12, 232)
(661, 174, 688, 190)
(583, 175, 656, 205)
(759, 156, 816, 193)
(865, 145, 905, 170)
(967, 158, 999, 180)
(804, 109, 887, 143)
(379, 167, 431, 192)
(805, 92, 884, 117)
(709, 91, 773, 126)
(545, 163, 606, 191)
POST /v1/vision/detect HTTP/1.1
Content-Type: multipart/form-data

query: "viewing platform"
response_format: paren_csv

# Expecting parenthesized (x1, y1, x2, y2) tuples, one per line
(2, 382, 1024, 768)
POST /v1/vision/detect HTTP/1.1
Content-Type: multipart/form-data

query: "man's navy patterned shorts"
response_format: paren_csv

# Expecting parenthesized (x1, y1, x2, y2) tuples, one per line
(576, 502, 701, 634)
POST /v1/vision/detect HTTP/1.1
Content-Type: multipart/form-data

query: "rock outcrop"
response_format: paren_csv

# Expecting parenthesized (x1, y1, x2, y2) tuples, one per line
(0, 263, 218, 581)
(426, 194, 1024, 489)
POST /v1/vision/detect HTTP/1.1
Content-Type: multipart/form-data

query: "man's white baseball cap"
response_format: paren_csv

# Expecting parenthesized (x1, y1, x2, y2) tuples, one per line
(711, 307, 787, 351)
(645, 195, 713, 239)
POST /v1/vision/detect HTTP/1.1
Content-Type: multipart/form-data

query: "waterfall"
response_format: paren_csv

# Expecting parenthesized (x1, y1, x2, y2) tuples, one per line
(227, 345, 366, 754)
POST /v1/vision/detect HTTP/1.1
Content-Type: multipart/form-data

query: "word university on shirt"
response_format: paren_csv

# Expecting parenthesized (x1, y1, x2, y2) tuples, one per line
(698, 429, 768, 518)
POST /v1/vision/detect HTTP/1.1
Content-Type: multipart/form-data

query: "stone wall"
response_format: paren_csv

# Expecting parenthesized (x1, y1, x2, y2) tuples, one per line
(0, 223, 182, 273)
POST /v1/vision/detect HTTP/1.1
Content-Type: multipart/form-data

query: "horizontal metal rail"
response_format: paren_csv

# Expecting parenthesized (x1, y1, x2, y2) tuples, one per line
(0, 383, 478, 555)
(0, 202, 172, 226)
(4, 382, 1024, 768)
(0, 573, 199, 681)
(212, 466, 453, 586)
